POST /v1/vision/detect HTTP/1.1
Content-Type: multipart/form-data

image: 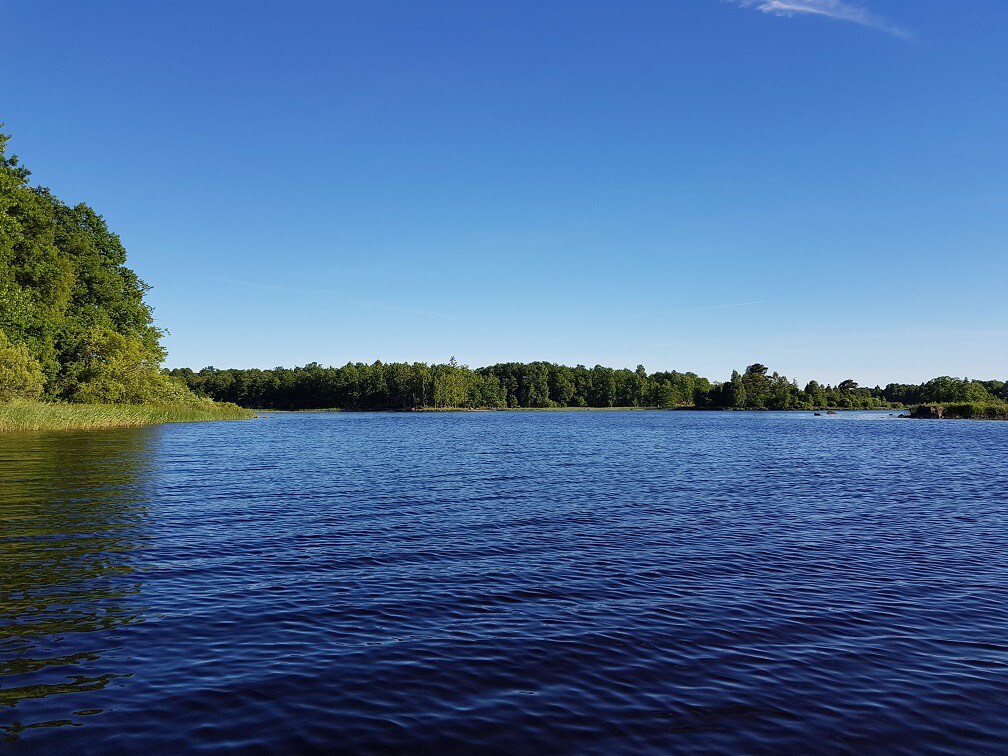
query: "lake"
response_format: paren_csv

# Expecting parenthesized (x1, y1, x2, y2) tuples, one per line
(2, 411, 1007, 752)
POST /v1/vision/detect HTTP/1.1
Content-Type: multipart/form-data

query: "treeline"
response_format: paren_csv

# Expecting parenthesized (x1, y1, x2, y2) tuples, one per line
(167, 361, 1005, 412)
(0, 130, 200, 405)
(715, 365, 889, 410)
(168, 361, 707, 411)
(169, 361, 1008, 412)
(879, 376, 1008, 406)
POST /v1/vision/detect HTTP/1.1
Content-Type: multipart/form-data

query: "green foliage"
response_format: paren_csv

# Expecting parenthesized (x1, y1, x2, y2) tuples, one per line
(0, 330, 45, 401)
(172, 361, 714, 412)
(883, 376, 1003, 405)
(726, 370, 747, 408)
(0, 128, 194, 406)
(169, 359, 903, 412)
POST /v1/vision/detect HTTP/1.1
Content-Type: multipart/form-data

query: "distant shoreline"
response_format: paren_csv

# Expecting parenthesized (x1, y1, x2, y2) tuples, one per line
(261, 405, 890, 414)
(252, 404, 1008, 421)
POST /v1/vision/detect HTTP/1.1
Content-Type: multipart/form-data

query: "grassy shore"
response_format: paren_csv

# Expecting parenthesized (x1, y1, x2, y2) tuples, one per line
(0, 399, 256, 432)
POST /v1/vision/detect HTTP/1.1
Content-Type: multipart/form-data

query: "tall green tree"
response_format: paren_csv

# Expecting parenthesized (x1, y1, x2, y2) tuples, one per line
(0, 129, 192, 404)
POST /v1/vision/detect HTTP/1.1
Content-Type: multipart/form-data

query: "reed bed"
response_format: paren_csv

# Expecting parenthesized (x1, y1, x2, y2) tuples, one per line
(939, 402, 1008, 420)
(0, 400, 255, 432)
(913, 401, 1008, 420)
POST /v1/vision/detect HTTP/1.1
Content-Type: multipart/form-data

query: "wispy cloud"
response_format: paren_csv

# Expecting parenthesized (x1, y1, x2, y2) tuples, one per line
(734, 0, 912, 39)
(673, 300, 765, 313)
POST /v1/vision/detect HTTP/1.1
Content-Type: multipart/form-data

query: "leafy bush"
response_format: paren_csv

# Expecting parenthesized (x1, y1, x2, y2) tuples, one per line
(0, 330, 45, 401)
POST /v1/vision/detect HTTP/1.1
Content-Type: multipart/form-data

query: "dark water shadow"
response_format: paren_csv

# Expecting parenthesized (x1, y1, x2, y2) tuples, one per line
(0, 428, 155, 741)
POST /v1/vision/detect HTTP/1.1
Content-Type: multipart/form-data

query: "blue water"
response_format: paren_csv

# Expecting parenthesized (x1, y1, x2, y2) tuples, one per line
(2, 411, 1007, 752)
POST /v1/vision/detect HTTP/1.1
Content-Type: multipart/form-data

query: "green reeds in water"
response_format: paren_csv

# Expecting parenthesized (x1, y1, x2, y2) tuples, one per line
(942, 402, 1008, 420)
(0, 399, 256, 432)
(913, 401, 1008, 420)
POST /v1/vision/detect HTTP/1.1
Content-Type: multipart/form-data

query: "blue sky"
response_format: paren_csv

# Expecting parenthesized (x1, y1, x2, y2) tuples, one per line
(2, 1, 1006, 385)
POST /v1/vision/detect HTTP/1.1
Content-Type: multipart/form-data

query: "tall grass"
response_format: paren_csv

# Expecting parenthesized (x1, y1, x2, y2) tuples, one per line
(0, 399, 255, 432)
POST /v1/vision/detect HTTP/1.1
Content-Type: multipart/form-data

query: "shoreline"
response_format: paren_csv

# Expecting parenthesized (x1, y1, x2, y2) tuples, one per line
(256, 405, 900, 414)
(253, 405, 1005, 420)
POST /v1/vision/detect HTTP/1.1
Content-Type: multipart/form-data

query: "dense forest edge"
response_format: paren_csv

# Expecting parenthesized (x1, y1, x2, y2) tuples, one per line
(0, 130, 253, 431)
(169, 361, 1008, 419)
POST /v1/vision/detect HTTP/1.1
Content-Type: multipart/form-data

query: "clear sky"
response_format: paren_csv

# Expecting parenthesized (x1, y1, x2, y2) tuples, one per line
(2, 1, 1006, 385)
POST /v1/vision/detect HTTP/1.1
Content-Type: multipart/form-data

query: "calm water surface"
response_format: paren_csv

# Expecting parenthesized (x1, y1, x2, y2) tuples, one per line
(1, 411, 1007, 752)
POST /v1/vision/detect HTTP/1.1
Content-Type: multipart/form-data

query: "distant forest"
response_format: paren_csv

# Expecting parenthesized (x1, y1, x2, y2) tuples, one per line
(168, 362, 1008, 412)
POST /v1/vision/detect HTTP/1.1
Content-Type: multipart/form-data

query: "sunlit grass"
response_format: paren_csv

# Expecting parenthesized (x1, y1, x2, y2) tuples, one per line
(0, 399, 256, 432)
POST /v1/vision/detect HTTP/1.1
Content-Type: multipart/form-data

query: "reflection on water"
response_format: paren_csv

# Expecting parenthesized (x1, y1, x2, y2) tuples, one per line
(0, 429, 152, 739)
